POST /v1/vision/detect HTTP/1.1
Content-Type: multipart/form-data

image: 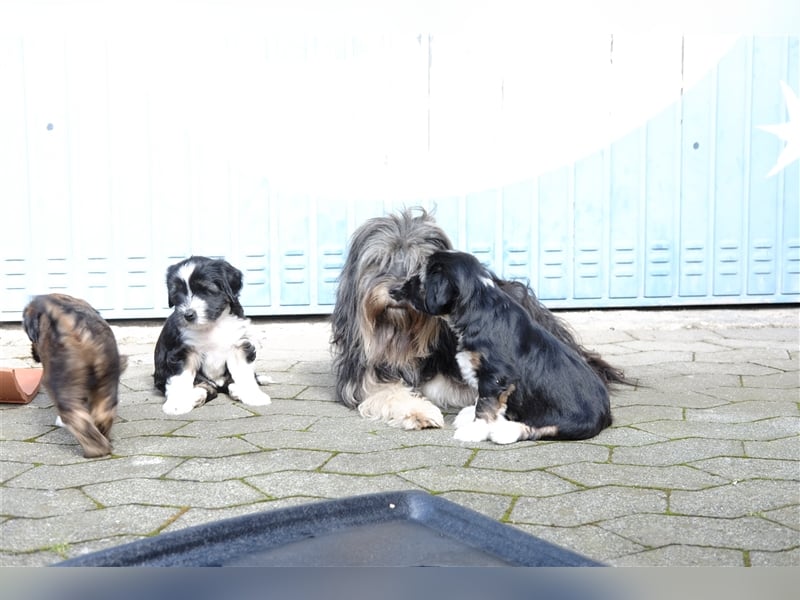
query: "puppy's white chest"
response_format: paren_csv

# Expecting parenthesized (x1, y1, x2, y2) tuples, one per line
(184, 315, 250, 377)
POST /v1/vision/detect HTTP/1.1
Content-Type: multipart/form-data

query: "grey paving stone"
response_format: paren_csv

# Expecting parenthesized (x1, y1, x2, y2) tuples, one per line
(692, 347, 793, 364)
(690, 456, 800, 482)
(550, 462, 729, 490)
(166, 449, 332, 481)
(661, 360, 780, 377)
(374, 424, 470, 447)
(634, 417, 799, 441)
(117, 390, 172, 406)
(60, 535, 149, 565)
(159, 497, 323, 534)
(600, 514, 799, 551)
(514, 523, 644, 563)
(612, 439, 745, 466)
(717, 327, 799, 343)
(610, 404, 684, 426)
(610, 544, 746, 566)
(760, 505, 800, 530)
(323, 446, 474, 475)
(653, 372, 744, 393)
(400, 465, 580, 497)
(263, 398, 353, 418)
(611, 389, 728, 409)
(0, 550, 64, 567)
(268, 371, 334, 387)
(467, 441, 609, 471)
(0, 440, 95, 465)
(749, 547, 800, 567)
(2, 310, 797, 568)
(83, 477, 266, 508)
(1, 488, 96, 518)
(175, 414, 317, 438)
(437, 491, 514, 521)
(742, 371, 800, 389)
(120, 374, 160, 392)
(624, 328, 726, 343)
(618, 340, 726, 353)
(0, 461, 34, 484)
(0, 505, 179, 552)
(296, 386, 338, 402)
(744, 437, 800, 460)
(112, 418, 189, 438)
(588, 343, 639, 356)
(669, 480, 799, 518)
(252, 382, 306, 400)
(685, 400, 799, 423)
(243, 427, 402, 453)
(697, 385, 794, 403)
(1, 423, 56, 441)
(510, 486, 667, 527)
(0, 404, 54, 425)
(610, 350, 693, 367)
(246, 470, 413, 499)
(6, 455, 182, 489)
(748, 356, 798, 372)
(589, 426, 668, 447)
(113, 435, 259, 458)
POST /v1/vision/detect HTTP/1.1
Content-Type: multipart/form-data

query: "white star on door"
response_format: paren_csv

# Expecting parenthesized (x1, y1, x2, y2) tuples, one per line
(759, 81, 800, 177)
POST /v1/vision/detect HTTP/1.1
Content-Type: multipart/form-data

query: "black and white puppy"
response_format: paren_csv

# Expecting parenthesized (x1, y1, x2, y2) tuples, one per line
(390, 250, 612, 444)
(153, 256, 271, 415)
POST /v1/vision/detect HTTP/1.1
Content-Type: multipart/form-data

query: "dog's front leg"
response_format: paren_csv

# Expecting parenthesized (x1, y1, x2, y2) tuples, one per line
(226, 349, 271, 407)
(163, 369, 208, 415)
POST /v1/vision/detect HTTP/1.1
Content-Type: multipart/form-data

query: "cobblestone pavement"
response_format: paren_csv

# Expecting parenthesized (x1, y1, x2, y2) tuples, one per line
(0, 307, 797, 566)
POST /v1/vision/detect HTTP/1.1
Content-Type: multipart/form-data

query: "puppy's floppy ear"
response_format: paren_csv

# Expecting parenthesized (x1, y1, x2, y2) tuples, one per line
(424, 271, 456, 315)
(165, 263, 181, 308)
(22, 301, 40, 343)
(222, 262, 243, 297)
(219, 261, 245, 317)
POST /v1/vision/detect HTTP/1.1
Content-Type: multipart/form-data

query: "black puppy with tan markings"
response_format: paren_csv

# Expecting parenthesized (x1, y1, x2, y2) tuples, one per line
(390, 250, 612, 444)
(23, 294, 127, 458)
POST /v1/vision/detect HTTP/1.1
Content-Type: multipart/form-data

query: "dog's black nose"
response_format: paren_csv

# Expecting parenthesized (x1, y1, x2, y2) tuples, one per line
(183, 309, 197, 322)
(389, 285, 404, 300)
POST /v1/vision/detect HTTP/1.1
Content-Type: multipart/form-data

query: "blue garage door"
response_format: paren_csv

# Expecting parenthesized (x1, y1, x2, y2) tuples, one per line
(0, 32, 797, 321)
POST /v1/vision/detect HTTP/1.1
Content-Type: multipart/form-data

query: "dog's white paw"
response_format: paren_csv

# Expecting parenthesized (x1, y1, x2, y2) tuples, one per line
(229, 383, 272, 407)
(489, 419, 526, 445)
(163, 387, 207, 415)
(256, 374, 274, 385)
(453, 418, 491, 442)
(400, 402, 444, 429)
(54, 415, 65, 427)
(453, 405, 477, 429)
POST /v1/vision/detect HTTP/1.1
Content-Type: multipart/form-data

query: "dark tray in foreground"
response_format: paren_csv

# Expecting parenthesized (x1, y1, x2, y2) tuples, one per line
(56, 490, 602, 567)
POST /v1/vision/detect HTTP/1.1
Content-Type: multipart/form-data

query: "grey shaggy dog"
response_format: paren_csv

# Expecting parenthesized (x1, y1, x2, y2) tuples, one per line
(330, 207, 629, 430)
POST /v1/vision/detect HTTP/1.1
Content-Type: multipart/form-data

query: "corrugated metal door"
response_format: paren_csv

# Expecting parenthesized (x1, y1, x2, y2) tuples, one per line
(1, 34, 798, 321)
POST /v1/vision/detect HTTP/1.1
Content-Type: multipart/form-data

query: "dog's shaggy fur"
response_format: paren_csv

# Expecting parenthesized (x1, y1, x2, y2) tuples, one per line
(391, 250, 612, 443)
(153, 256, 271, 415)
(23, 294, 127, 458)
(330, 208, 628, 430)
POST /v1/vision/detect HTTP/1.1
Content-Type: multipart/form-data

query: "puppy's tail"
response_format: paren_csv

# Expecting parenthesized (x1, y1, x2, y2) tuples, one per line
(582, 349, 636, 389)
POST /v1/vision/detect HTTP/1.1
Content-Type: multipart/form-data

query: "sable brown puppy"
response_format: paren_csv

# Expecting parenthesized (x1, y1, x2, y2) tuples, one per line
(330, 208, 628, 431)
(390, 250, 612, 444)
(22, 294, 127, 458)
